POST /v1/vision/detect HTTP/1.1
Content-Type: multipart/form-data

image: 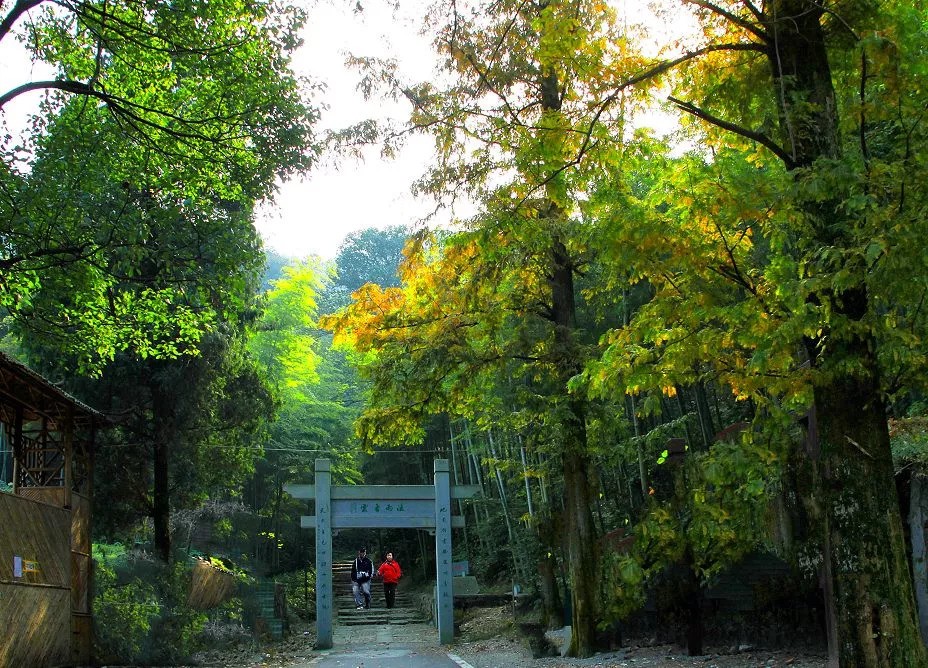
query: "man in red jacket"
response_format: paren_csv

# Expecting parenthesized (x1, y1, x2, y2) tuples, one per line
(376, 551, 402, 609)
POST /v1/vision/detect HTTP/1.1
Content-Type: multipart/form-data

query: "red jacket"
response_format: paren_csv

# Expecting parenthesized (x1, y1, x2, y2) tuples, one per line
(378, 560, 402, 584)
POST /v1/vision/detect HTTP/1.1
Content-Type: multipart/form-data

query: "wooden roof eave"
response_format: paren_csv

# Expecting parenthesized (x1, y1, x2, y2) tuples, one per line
(0, 352, 105, 432)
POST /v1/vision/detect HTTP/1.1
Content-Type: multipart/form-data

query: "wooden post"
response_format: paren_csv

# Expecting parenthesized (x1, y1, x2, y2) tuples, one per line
(315, 459, 333, 649)
(434, 459, 453, 644)
(11, 405, 22, 493)
(64, 405, 74, 509)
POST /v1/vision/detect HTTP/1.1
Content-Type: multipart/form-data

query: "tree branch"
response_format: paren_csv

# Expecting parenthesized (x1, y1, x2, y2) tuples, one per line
(0, 244, 91, 270)
(685, 0, 770, 41)
(668, 95, 797, 169)
(575, 42, 767, 168)
(740, 0, 765, 24)
(0, 79, 102, 111)
(0, 0, 43, 44)
(0, 78, 252, 151)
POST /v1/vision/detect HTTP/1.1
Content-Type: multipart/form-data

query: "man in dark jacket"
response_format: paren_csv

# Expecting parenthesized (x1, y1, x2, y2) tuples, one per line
(351, 547, 373, 609)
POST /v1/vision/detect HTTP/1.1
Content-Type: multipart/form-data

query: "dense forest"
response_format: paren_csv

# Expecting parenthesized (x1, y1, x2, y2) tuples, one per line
(3, 0, 928, 666)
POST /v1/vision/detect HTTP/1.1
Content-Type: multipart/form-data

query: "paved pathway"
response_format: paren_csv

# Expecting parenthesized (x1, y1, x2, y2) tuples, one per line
(295, 641, 474, 668)
(294, 562, 464, 667)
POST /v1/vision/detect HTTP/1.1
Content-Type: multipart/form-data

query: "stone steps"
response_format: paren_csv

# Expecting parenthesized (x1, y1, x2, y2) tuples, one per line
(254, 581, 285, 639)
(330, 560, 426, 626)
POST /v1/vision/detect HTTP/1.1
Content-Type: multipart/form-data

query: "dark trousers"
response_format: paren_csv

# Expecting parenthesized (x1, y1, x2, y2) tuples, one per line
(384, 582, 397, 608)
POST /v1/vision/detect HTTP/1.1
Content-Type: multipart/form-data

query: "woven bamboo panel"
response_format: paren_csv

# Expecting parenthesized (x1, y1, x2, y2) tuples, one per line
(0, 583, 70, 668)
(71, 613, 92, 665)
(188, 560, 238, 610)
(17, 486, 66, 508)
(0, 492, 70, 586)
(71, 552, 89, 613)
(71, 493, 91, 554)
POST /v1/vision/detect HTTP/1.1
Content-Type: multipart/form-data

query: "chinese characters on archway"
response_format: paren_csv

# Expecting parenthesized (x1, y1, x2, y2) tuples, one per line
(349, 501, 406, 513)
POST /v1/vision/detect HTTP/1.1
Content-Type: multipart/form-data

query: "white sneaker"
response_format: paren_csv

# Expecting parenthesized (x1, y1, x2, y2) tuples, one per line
(356, 605, 363, 610)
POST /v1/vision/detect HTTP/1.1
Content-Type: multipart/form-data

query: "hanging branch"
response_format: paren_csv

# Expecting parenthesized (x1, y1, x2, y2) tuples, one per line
(668, 95, 797, 169)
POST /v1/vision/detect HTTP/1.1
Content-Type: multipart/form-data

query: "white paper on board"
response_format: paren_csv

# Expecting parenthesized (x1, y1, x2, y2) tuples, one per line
(13, 555, 22, 577)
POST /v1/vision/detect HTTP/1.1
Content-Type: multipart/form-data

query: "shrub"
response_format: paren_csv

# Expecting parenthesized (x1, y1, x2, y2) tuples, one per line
(278, 567, 316, 618)
(146, 560, 208, 663)
(93, 562, 158, 663)
(92, 544, 210, 664)
(200, 598, 252, 647)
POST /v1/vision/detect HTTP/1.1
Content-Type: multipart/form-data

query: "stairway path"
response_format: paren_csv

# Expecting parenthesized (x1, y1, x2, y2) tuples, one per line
(331, 561, 427, 627)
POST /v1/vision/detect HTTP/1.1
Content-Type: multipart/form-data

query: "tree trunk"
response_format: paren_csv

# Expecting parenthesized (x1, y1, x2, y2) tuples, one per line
(685, 565, 703, 657)
(538, 554, 563, 628)
(562, 447, 599, 657)
(536, 452, 549, 506)
(153, 436, 171, 562)
(681, 538, 704, 657)
(693, 381, 714, 448)
(627, 393, 648, 499)
(537, 514, 564, 629)
(812, 363, 925, 665)
(548, 237, 599, 657)
(709, 382, 723, 429)
(763, 2, 927, 663)
(674, 384, 697, 449)
(519, 435, 534, 518)
(150, 379, 173, 563)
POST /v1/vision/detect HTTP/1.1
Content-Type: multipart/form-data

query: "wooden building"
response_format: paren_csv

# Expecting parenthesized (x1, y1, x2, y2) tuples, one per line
(0, 351, 103, 667)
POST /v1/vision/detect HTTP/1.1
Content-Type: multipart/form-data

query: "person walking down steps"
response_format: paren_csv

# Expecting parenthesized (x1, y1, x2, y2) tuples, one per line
(376, 551, 402, 609)
(351, 547, 373, 610)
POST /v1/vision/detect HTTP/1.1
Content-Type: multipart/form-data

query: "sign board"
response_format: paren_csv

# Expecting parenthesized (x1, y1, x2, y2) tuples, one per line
(452, 560, 470, 577)
(335, 499, 433, 518)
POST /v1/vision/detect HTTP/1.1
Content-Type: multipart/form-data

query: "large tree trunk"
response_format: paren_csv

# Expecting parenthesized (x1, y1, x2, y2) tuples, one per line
(762, 3, 927, 663)
(562, 447, 599, 656)
(549, 237, 600, 657)
(684, 561, 703, 657)
(538, 553, 563, 628)
(813, 354, 925, 665)
(529, 9, 601, 644)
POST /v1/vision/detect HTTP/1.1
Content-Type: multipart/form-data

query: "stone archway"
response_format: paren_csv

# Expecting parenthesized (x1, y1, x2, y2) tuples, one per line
(286, 459, 476, 648)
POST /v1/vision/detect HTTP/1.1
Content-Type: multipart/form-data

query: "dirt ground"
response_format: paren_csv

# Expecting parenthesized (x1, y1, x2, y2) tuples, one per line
(451, 605, 827, 668)
(452, 636, 827, 668)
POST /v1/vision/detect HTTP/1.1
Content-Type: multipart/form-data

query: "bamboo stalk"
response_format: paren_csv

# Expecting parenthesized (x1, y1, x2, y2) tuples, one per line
(518, 434, 534, 518)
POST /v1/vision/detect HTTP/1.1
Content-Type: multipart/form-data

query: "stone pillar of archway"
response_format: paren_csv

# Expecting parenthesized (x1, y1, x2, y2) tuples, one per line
(315, 459, 333, 649)
(434, 459, 453, 643)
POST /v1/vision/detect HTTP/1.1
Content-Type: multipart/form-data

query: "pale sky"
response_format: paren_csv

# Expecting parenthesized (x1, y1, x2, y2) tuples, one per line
(254, 0, 694, 260)
(0, 0, 690, 261)
(0, 0, 446, 260)
(256, 0, 448, 260)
